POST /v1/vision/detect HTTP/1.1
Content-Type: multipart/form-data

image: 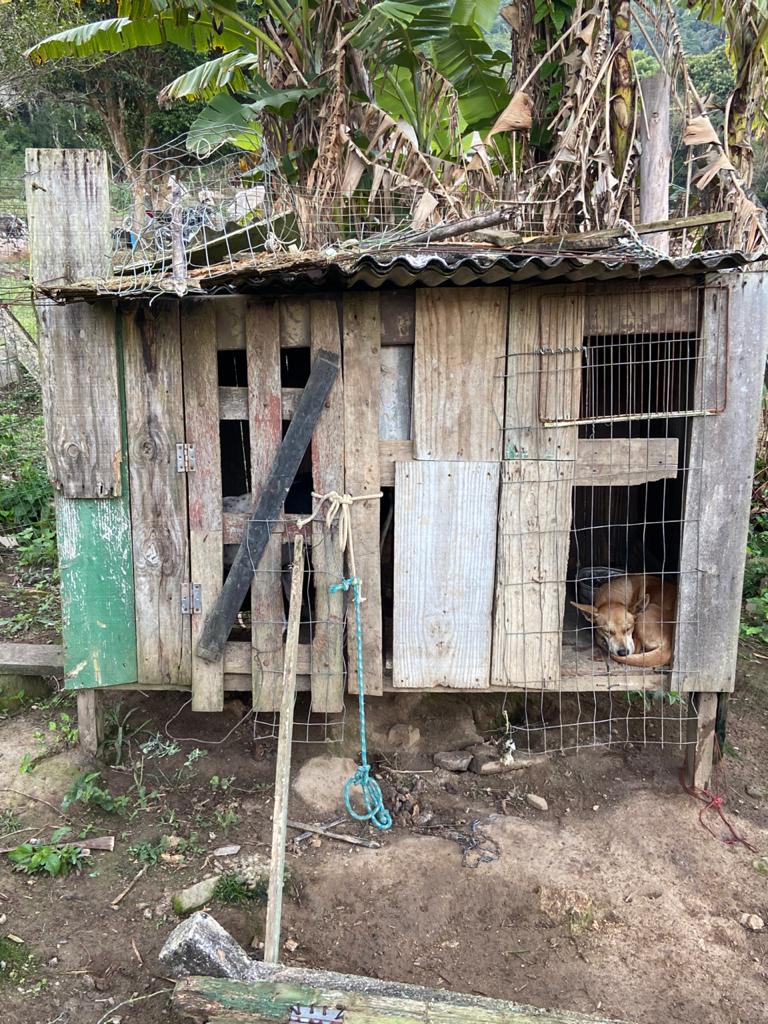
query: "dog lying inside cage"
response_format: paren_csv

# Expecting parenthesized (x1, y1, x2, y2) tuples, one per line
(571, 574, 677, 668)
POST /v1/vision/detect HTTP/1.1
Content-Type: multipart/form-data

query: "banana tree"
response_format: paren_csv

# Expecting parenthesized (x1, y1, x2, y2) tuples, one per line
(27, 0, 513, 210)
(686, 0, 768, 184)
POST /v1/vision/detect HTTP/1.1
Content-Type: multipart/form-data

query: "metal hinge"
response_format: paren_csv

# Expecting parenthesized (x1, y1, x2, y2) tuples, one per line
(176, 443, 196, 472)
(181, 583, 202, 614)
(289, 1007, 343, 1024)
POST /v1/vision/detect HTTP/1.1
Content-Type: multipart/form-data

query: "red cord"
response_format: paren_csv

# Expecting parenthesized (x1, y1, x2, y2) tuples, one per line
(679, 751, 756, 853)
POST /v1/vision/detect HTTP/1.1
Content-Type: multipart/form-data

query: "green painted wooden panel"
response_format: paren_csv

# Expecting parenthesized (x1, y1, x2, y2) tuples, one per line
(62, 314, 138, 689)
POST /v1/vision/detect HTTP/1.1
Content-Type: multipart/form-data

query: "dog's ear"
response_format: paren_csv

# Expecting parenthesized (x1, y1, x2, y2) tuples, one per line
(632, 592, 651, 614)
(571, 601, 598, 623)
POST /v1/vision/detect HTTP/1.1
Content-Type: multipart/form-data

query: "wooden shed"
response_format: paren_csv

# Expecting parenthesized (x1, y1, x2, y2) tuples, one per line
(25, 149, 768, 782)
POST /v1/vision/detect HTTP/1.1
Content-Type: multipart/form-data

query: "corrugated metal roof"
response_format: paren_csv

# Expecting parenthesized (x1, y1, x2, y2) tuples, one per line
(41, 243, 764, 300)
(252, 246, 761, 292)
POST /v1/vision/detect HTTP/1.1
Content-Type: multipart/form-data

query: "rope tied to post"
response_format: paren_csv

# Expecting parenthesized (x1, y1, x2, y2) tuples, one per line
(298, 490, 391, 831)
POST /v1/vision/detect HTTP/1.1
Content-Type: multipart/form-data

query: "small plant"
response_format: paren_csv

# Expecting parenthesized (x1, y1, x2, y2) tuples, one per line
(184, 747, 208, 770)
(0, 808, 22, 835)
(128, 837, 169, 865)
(62, 771, 129, 814)
(213, 805, 240, 833)
(8, 842, 86, 877)
(214, 871, 266, 906)
(210, 774, 235, 792)
(139, 733, 181, 759)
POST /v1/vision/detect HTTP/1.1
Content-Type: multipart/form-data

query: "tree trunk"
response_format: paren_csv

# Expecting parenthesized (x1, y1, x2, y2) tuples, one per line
(728, 82, 754, 185)
(609, 0, 634, 184)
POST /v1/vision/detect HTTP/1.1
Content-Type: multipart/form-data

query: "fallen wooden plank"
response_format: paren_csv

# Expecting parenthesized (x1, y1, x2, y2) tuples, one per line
(196, 350, 340, 663)
(263, 535, 304, 965)
(0, 644, 63, 676)
(173, 971, 635, 1023)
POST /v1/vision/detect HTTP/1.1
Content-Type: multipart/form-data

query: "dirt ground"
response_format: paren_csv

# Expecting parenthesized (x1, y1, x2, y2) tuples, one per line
(1, 660, 768, 1024)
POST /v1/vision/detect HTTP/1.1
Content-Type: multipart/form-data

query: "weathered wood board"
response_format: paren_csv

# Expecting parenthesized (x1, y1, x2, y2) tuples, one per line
(494, 288, 583, 689)
(584, 281, 698, 336)
(181, 301, 224, 711)
(413, 287, 507, 461)
(343, 293, 383, 694)
(309, 299, 346, 711)
(393, 461, 500, 688)
(674, 275, 768, 692)
(505, 289, 583, 460)
(573, 437, 679, 486)
(492, 460, 574, 688)
(246, 298, 284, 712)
(26, 149, 122, 498)
(26, 148, 137, 691)
(214, 295, 247, 349)
(380, 345, 412, 440)
(380, 290, 415, 347)
(173, 967, 634, 1024)
(123, 304, 191, 688)
(279, 297, 311, 348)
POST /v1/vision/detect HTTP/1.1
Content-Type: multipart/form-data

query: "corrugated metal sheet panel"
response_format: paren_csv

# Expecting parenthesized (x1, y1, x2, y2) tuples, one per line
(209, 247, 762, 294)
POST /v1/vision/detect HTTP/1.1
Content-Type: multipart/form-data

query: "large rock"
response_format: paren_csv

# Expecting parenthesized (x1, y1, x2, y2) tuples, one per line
(292, 755, 358, 815)
(160, 912, 258, 980)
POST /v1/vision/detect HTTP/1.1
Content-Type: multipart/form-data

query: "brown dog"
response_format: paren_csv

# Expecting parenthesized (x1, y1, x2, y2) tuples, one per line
(571, 574, 677, 668)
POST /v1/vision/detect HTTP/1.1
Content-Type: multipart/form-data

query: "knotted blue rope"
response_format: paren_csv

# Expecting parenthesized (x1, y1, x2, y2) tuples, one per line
(330, 575, 392, 831)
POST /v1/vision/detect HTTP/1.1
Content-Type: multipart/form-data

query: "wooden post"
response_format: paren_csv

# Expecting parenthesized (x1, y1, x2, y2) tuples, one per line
(685, 692, 718, 790)
(639, 71, 671, 254)
(675, 273, 768, 785)
(77, 689, 104, 756)
(263, 534, 304, 965)
(174, 971, 636, 1024)
(25, 149, 138, 742)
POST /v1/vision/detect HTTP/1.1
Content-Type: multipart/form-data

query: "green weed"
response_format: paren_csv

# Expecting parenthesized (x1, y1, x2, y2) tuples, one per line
(8, 841, 85, 877)
(62, 771, 129, 815)
(214, 871, 266, 906)
(213, 805, 240, 833)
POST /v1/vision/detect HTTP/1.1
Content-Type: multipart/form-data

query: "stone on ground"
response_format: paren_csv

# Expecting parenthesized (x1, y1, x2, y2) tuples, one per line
(171, 876, 218, 917)
(526, 793, 549, 812)
(433, 750, 472, 772)
(292, 755, 358, 815)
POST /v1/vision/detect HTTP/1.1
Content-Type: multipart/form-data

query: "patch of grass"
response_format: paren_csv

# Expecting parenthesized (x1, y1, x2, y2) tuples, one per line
(128, 836, 170, 865)
(214, 871, 267, 906)
(0, 808, 22, 835)
(0, 935, 32, 985)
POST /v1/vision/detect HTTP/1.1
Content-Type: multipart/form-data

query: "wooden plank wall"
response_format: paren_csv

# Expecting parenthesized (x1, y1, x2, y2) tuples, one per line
(123, 304, 190, 688)
(393, 461, 500, 688)
(309, 300, 346, 712)
(246, 298, 285, 712)
(182, 301, 224, 711)
(492, 289, 584, 689)
(343, 294, 383, 695)
(674, 275, 768, 692)
(26, 147, 138, 690)
(413, 288, 507, 460)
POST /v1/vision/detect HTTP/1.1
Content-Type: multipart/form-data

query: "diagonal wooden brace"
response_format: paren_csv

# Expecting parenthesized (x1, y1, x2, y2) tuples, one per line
(196, 349, 340, 663)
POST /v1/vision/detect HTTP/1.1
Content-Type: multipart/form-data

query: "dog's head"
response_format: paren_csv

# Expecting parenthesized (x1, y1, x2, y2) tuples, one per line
(571, 592, 650, 657)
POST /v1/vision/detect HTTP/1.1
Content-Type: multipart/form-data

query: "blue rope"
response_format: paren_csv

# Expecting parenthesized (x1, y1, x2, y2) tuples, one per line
(329, 576, 392, 831)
